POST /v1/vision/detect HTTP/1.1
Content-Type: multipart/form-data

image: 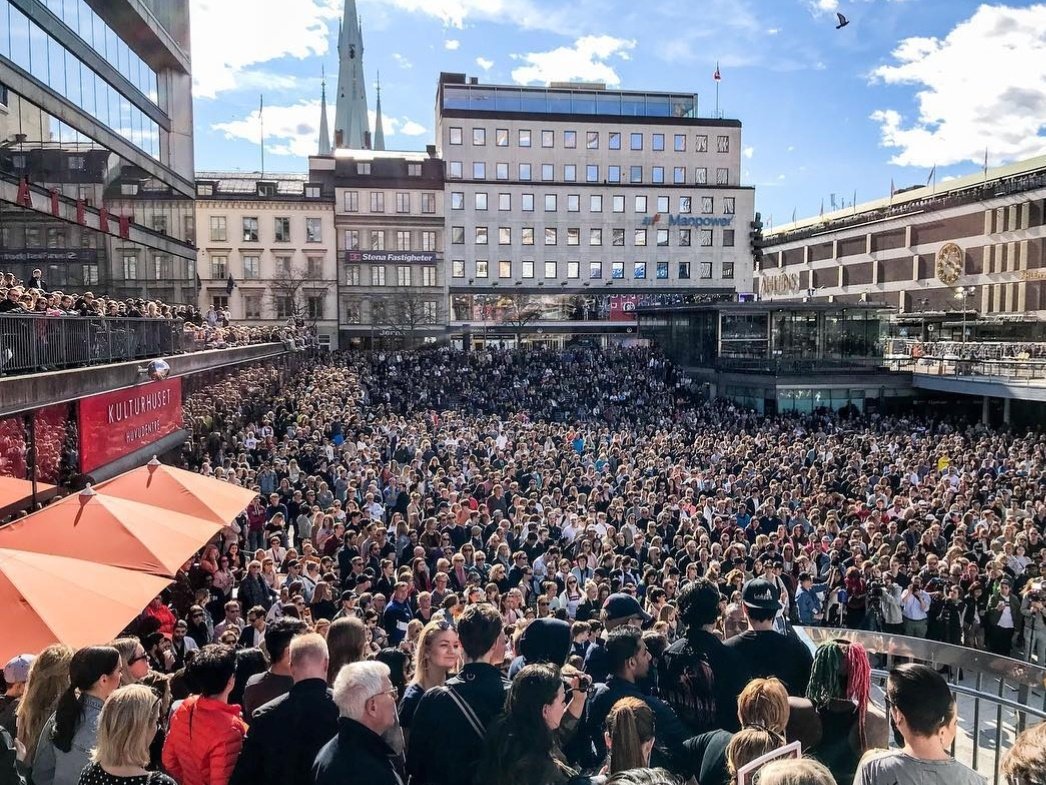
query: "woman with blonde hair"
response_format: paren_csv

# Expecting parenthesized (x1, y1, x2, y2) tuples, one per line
(110, 639, 150, 687)
(603, 697, 655, 775)
(727, 727, 784, 785)
(16, 644, 73, 766)
(76, 684, 176, 784)
(399, 619, 460, 734)
(756, 758, 836, 785)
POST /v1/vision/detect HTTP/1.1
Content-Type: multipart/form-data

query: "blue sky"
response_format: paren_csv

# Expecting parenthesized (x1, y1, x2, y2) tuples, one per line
(190, 0, 1046, 226)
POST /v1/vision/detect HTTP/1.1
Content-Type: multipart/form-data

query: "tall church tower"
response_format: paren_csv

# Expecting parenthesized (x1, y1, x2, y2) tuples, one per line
(317, 67, 331, 155)
(333, 0, 369, 149)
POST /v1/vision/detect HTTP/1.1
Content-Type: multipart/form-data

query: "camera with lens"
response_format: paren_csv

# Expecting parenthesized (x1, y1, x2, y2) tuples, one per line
(868, 582, 884, 600)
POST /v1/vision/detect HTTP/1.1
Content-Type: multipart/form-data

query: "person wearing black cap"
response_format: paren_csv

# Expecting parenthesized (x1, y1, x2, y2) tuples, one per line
(583, 593, 651, 684)
(507, 617, 572, 678)
(724, 578, 813, 697)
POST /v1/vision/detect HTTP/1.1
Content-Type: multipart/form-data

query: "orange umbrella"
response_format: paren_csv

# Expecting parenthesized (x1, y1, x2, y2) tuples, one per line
(95, 459, 257, 525)
(0, 487, 224, 576)
(0, 547, 171, 662)
(0, 476, 57, 515)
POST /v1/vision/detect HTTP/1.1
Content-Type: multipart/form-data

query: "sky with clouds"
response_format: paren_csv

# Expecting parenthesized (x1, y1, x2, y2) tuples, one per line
(190, 0, 1046, 226)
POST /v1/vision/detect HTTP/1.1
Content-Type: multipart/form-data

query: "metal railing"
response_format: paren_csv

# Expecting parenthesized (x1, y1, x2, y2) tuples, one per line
(715, 356, 887, 375)
(0, 314, 186, 375)
(797, 627, 1046, 784)
(887, 356, 1046, 384)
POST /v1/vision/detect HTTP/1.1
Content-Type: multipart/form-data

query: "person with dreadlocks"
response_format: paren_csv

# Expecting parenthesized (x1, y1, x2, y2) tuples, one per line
(786, 638, 888, 785)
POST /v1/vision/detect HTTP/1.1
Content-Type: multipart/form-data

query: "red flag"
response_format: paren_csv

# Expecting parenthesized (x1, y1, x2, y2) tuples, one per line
(713, 62, 721, 81)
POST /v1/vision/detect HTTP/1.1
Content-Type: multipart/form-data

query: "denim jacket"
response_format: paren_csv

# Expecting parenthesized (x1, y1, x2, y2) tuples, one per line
(31, 694, 103, 785)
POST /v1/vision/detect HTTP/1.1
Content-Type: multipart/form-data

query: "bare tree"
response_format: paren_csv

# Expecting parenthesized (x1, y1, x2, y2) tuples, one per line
(268, 261, 324, 329)
(371, 292, 442, 348)
(501, 293, 544, 329)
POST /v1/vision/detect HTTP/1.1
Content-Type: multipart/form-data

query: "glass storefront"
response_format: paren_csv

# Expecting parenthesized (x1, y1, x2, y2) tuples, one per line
(451, 292, 730, 324)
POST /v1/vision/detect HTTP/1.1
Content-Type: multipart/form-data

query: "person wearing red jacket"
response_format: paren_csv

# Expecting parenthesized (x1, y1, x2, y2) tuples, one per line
(142, 595, 177, 637)
(162, 644, 247, 785)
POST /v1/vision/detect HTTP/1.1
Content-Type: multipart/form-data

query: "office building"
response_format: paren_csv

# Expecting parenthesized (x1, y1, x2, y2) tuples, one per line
(0, 0, 196, 302)
(435, 72, 755, 347)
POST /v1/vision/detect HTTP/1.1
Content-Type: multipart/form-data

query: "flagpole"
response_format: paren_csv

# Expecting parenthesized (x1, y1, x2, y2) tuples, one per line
(852, 189, 857, 216)
(715, 61, 720, 117)
(260, 94, 265, 177)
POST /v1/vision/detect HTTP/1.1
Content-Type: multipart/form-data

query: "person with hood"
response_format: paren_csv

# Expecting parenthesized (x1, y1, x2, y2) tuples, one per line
(508, 617, 572, 678)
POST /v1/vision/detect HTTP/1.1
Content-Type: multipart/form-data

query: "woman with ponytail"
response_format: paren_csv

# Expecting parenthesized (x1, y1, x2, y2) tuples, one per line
(603, 697, 655, 775)
(32, 646, 121, 785)
(16, 645, 73, 766)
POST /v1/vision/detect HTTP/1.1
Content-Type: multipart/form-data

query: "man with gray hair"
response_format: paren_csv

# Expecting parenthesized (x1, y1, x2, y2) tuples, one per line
(312, 661, 403, 785)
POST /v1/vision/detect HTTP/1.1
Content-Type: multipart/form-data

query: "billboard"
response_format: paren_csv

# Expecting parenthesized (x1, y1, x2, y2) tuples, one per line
(78, 379, 183, 474)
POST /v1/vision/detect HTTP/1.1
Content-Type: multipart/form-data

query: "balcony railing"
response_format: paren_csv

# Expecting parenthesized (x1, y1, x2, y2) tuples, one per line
(0, 314, 187, 376)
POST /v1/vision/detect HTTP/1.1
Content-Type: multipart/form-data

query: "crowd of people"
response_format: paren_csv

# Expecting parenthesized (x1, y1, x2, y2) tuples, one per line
(887, 338, 1046, 363)
(2, 344, 1046, 785)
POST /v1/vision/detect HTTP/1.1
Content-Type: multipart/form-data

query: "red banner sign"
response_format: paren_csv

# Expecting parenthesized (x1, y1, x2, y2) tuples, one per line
(78, 379, 183, 474)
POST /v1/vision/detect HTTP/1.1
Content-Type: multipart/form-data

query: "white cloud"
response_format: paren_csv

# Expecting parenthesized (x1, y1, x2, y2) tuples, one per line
(190, 0, 339, 99)
(392, 53, 413, 69)
(444, 39, 461, 50)
(766, 27, 780, 35)
(399, 120, 428, 136)
(814, 0, 839, 11)
(511, 35, 635, 87)
(743, 146, 755, 159)
(787, 145, 795, 152)
(473, 57, 492, 71)
(377, 0, 584, 33)
(869, 3, 1046, 168)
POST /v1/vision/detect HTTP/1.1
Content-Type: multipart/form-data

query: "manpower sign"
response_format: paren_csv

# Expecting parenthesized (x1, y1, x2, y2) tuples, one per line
(78, 379, 183, 473)
(640, 213, 734, 227)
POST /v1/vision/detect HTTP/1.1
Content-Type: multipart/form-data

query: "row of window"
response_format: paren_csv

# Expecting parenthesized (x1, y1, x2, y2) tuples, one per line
(448, 127, 730, 154)
(344, 229, 440, 252)
(351, 162, 427, 177)
(342, 191, 438, 214)
(209, 255, 326, 280)
(449, 260, 734, 280)
(210, 294, 327, 320)
(342, 300, 440, 325)
(451, 192, 736, 213)
(451, 226, 734, 248)
(208, 216, 325, 243)
(448, 162, 730, 185)
(344, 265, 440, 287)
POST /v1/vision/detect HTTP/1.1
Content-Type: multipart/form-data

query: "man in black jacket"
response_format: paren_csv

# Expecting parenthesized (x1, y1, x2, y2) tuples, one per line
(406, 603, 509, 785)
(231, 633, 338, 785)
(312, 660, 402, 785)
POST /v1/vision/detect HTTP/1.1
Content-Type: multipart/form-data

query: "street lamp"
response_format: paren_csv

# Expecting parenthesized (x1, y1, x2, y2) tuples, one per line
(954, 286, 974, 343)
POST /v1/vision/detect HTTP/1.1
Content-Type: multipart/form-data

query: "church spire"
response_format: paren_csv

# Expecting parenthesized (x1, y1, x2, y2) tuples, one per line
(373, 72, 385, 151)
(317, 66, 331, 155)
(334, 0, 369, 149)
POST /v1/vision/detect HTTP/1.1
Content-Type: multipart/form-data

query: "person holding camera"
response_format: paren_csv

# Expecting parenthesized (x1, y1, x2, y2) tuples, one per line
(986, 578, 1023, 656)
(1021, 584, 1046, 665)
(900, 578, 931, 639)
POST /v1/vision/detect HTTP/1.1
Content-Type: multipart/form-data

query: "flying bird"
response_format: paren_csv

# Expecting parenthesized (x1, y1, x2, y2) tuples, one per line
(835, 12, 849, 29)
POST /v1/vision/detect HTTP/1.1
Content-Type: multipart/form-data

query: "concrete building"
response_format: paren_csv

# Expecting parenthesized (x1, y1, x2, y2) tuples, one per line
(435, 72, 755, 348)
(0, 0, 196, 302)
(310, 149, 446, 348)
(754, 155, 1046, 336)
(194, 172, 339, 348)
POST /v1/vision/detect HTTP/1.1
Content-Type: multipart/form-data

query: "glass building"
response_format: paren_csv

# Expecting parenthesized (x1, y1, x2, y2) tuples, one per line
(0, 0, 195, 301)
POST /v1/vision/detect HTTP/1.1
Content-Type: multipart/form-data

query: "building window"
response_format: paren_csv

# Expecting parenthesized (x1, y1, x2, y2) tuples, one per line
(519, 163, 532, 180)
(679, 261, 691, 279)
(612, 228, 625, 247)
(609, 132, 621, 150)
(612, 261, 624, 279)
(699, 229, 713, 247)
(656, 261, 669, 279)
(346, 265, 361, 285)
(695, 135, 708, 152)
(567, 194, 580, 212)
(197, 183, 213, 196)
(473, 162, 486, 179)
(568, 261, 580, 279)
(211, 255, 227, 278)
(407, 163, 422, 177)
(717, 168, 729, 185)
(634, 262, 646, 279)
(723, 229, 735, 247)
(679, 229, 691, 246)
(452, 260, 465, 278)
(717, 135, 730, 153)
(209, 216, 227, 241)
(519, 129, 531, 147)
(211, 295, 229, 311)
(452, 226, 465, 244)
(591, 195, 603, 212)
(635, 195, 647, 213)
(542, 130, 554, 147)
(545, 194, 557, 211)
(119, 178, 136, 192)
(153, 254, 172, 280)
(151, 215, 166, 235)
(473, 128, 486, 145)
(82, 264, 99, 285)
(396, 192, 411, 213)
(449, 127, 463, 144)
(545, 228, 557, 245)
(307, 295, 324, 319)
(476, 260, 489, 278)
(422, 192, 437, 213)
(274, 295, 293, 318)
(695, 167, 708, 184)
(422, 301, 438, 321)
(499, 227, 511, 245)
(723, 262, 734, 279)
(657, 196, 670, 213)
(522, 260, 535, 279)
(544, 261, 557, 278)
(589, 228, 602, 246)
(397, 266, 412, 286)
(475, 193, 488, 210)
(674, 134, 686, 152)
(652, 133, 665, 151)
(564, 164, 577, 182)
(498, 260, 512, 278)
(656, 229, 669, 246)
(344, 191, 359, 211)
(608, 165, 621, 183)
(123, 254, 138, 279)
(371, 266, 386, 286)
(634, 229, 647, 246)
(243, 255, 260, 279)
(700, 262, 713, 279)
(702, 197, 714, 214)
(475, 227, 488, 245)
(396, 231, 411, 251)
(451, 192, 464, 210)
(273, 216, 290, 242)
(185, 216, 195, 245)
(370, 230, 386, 250)
(587, 131, 599, 149)
(652, 167, 664, 183)
(357, 162, 371, 175)
(674, 166, 686, 184)
(448, 161, 463, 179)
(630, 166, 642, 183)
(589, 261, 602, 279)
(612, 195, 625, 213)
(496, 128, 509, 146)
(275, 256, 292, 277)
(677, 196, 690, 214)
(496, 163, 509, 180)
(541, 163, 554, 181)
(630, 132, 643, 150)
(243, 295, 262, 319)
(344, 301, 362, 323)
(346, 229, 360, 250)
(370, 192, 385, 212)
(724, 197, 736, 214)
(564, 130, 577, 148)
(306, 217, 322, 242)
(422, 231, 438, 251)
(522, 227, 535, 245)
